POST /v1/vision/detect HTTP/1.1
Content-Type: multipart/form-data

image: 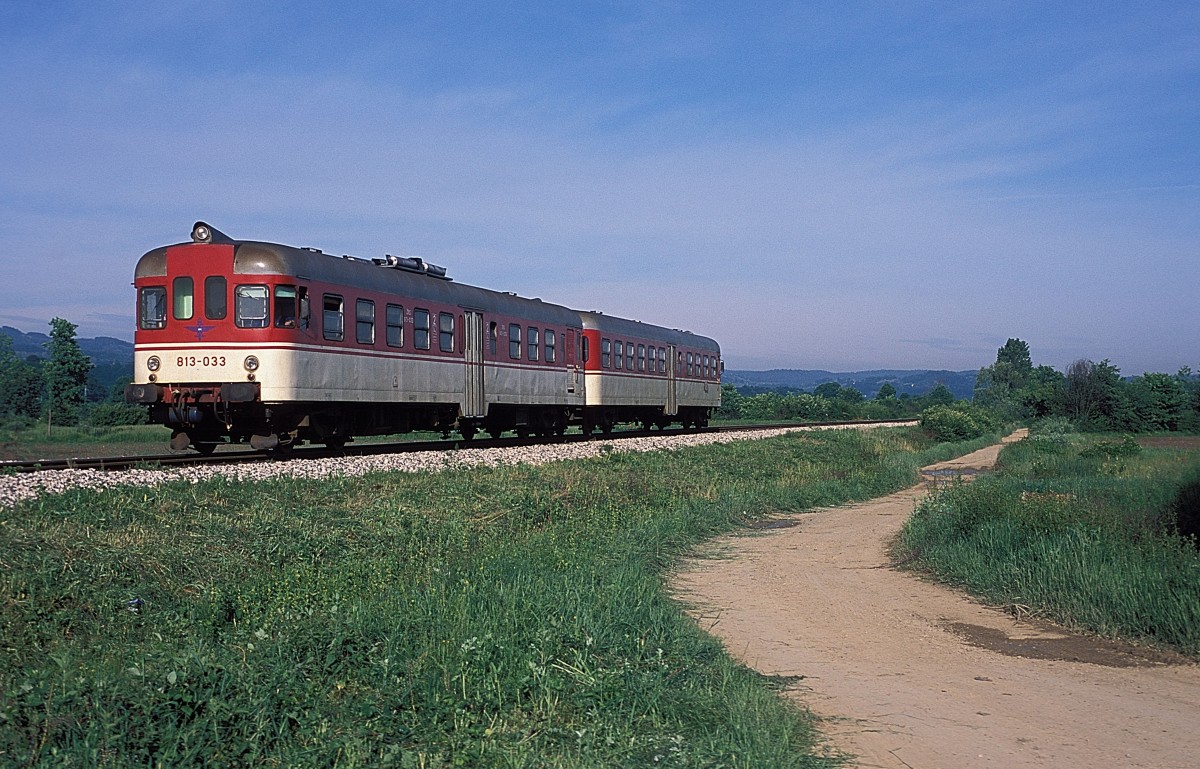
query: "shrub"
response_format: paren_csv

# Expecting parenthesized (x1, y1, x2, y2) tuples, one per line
(920, 404, 1000, 442)
(1172, 475, 1200, 547)
(86, 402, 149, 427)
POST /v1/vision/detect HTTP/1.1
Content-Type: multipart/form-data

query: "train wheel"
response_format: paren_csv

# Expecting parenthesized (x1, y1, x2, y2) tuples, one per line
(460, 425, 477, 441)
(194, 441, 218, 456)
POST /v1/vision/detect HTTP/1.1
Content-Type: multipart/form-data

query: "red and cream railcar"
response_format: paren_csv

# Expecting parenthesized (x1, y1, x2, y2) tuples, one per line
(577, 311, 721, 433)
(126, 223, 585, 451)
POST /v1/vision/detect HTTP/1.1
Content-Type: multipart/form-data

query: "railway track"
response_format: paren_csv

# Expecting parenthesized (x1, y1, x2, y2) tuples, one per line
(0, 420, 917, 475)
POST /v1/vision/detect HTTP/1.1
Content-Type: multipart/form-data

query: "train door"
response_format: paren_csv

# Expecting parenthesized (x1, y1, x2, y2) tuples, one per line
(463, 311, 486, 417)
(565, 328, 579, 394)
(666, 343, 678, 415)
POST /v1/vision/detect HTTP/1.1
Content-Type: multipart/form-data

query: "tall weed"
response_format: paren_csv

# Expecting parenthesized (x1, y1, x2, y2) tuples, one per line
(898, 435, 1200, 654)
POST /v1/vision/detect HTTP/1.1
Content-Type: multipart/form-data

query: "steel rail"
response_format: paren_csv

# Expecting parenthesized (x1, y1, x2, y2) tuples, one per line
(0, 419, 918, 474)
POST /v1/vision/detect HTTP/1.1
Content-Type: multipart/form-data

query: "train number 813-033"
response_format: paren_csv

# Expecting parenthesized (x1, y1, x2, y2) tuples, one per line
(177, 355, 227, 367)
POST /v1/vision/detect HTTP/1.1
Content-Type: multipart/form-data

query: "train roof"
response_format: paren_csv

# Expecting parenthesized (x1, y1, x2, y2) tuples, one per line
(135, 235, 580, 326)
(576, 310, 720, 353)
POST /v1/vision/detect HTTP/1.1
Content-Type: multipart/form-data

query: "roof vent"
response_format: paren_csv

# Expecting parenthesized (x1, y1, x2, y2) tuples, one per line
(374, 254, 451, 280)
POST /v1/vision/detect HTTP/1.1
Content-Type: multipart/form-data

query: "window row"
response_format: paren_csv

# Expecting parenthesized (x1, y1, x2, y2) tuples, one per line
(327, 297, 454, 352)
(494, 323, 558, 363)
(592, 337, 718, 379)
(140, 280, 311, 331)
(598, 339, 667, 374)
(140, 280, 566, 363)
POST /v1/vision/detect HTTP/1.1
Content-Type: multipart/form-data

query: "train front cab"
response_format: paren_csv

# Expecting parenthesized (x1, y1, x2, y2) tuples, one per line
(126, 225, 319, 451)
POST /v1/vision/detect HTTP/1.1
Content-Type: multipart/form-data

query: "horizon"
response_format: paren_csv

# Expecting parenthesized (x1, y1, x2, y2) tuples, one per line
(2, 4, 1197, 374)
(1, 322, 1188, 379)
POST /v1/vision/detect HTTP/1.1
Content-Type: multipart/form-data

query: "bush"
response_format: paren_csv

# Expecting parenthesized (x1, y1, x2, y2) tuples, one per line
(920, 404, 1000, 442)
(86, 402, 149, 427)
(1030, 416, 1076, 437)
(1172, 475, 1200, 547)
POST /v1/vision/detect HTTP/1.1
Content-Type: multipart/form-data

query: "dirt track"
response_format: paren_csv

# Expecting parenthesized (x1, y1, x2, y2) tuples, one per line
(674, 432, 1200, 768)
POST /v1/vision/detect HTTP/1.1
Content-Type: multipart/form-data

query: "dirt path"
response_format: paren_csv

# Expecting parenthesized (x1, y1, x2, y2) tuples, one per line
(674, 431, 1200, 768)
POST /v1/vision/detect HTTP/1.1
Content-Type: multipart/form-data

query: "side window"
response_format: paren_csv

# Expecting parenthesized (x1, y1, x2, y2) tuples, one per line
(647, 346, 656, 374)
(414, 309, 431, 350)
(581, 335, 589, 363)
(614, 340, 624, 370)
(545, 329, 556, 362)
(509, 324, 521, 359)
(357, 299, 375, 344)
(439, 312, 455, 352)
(322, 294, 344, 340)
(205, 276, 227, 320)
(627, 344, 635, 371)
(637, 344, 646, 372)
(139, 286, 167, 329)
(386, 304, 404, 347)
(488, 322, 498, 355)
(677, 351, 683, 375)
(236, 285, 270, 329)
(704, 354, 711, 378)
(659, 347, 666, 373)
(172, 276, 194, 320)
(527, 327, 539, 361)
(274, 285, 298, 328)
(601, 338, 610, 368)
(687, 352, 694, 376)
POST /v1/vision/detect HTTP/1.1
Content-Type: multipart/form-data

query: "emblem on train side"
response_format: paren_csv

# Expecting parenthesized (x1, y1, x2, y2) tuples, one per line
(184, 321, 215, 341)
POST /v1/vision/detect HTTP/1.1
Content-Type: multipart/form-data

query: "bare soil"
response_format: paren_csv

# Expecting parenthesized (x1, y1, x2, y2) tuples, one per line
(674, 431, 1200, 768)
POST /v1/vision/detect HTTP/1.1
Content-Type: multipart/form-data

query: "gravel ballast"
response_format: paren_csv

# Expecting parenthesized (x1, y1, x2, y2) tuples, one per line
(0, 424, 897, 509)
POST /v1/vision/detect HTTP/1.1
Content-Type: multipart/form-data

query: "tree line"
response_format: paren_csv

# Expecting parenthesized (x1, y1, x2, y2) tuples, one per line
(718, 337, 1200, 438)
(973, 338, 1200, 433)
(716, 379, 958, 422)
(0, 319, 145, 429)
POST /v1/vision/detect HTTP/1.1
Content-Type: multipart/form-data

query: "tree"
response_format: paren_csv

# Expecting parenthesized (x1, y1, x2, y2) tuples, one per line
(42, 317, 92, 428)
(1021, 365, 1065, 418)
(813, 382, 842, 400)
(1125, 373, 1188, 432)
(875, 382, 897, 400)
(974, 338, 1035, 419)
(0, 334, 44, 420)
(993, 338, 1033, 391)
(715, 383, 744, 419)
(925, 383, 956, 406)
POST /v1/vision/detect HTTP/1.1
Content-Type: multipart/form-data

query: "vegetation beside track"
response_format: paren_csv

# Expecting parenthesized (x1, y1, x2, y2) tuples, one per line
(896, 421, 1200, 656)
(1, 426, 990, 767)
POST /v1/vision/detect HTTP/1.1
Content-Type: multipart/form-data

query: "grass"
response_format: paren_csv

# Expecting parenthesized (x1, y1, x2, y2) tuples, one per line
(0, 423, 174, 461)
(896, 430, 1200, 655)
(1, 426, 987, 767)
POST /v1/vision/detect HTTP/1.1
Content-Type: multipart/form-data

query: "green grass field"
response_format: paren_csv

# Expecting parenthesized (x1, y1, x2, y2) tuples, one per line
(0, 427, 991, 768)
(896, 428, 1200, 655)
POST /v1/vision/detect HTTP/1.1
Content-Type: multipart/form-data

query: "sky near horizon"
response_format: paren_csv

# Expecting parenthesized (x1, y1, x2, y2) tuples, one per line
(1, 2, 1196, 374)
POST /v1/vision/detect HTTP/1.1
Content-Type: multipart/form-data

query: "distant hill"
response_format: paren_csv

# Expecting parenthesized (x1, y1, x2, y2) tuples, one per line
(725, 368, 978, 400)
(1, 326, 133, 366)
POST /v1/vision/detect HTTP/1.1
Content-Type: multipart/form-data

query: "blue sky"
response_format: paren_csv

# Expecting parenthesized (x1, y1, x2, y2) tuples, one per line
(2, 2, 1196, 373)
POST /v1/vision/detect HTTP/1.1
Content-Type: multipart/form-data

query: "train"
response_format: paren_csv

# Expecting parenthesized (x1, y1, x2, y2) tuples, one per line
(125, 222, 722, 452)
